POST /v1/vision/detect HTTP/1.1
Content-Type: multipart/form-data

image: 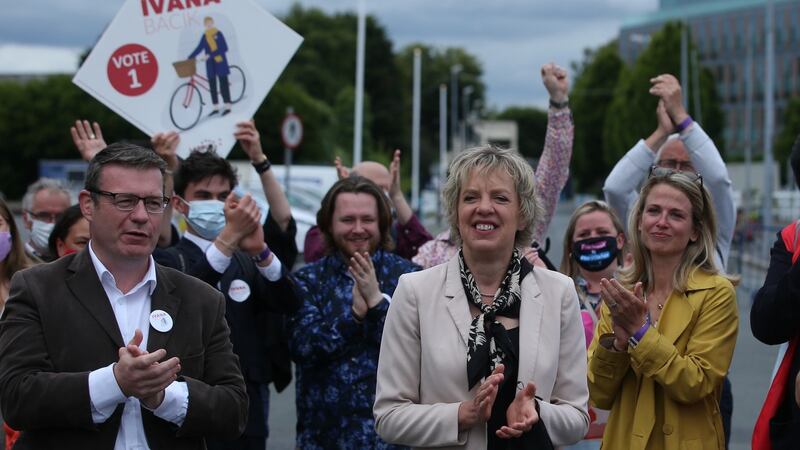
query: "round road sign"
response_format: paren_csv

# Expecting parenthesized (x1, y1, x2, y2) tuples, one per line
(281, 113, 303, 149)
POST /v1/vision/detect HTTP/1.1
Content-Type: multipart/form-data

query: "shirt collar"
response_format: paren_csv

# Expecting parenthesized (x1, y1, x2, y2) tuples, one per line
(183, 230, 213, 252)
(87, 241, 158, 296)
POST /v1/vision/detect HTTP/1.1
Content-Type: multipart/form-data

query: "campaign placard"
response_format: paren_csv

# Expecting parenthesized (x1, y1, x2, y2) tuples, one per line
(73, 0, 303, 158)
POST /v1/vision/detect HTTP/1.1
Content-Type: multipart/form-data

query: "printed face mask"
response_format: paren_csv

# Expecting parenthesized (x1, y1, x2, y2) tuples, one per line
(572, 236, 619, 272)
(185, 200, 226, 240)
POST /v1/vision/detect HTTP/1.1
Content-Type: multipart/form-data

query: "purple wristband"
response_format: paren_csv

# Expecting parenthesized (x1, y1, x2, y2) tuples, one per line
(252, 245, 272, 263)
(632, 317, 650, 342)
(675, 116, 693, 133)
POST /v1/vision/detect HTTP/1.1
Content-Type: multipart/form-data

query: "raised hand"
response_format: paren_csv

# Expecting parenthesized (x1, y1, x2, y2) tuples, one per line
(389, 149, 402, 198)
(541, 63, 569, 103)
(70, 120, 107, 161)
(497, 382, 539, 439)
(649, 74, 689, 126)
(234, 120, 266, 162)
(334, 156, 350, 180)
(151, 131, 180, 171)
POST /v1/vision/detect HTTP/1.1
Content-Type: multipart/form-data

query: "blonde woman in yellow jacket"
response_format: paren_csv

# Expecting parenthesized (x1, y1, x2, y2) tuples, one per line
(588, 169, 738, 450)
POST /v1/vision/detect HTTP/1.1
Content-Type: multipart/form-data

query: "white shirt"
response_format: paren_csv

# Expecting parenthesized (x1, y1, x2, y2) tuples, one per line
(86, 242, 189, 450)
(183, 231, 283, 281)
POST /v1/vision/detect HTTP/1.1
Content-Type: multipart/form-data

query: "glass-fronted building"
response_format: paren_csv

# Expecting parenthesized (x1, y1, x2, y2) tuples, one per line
(619, 0, 800, 157)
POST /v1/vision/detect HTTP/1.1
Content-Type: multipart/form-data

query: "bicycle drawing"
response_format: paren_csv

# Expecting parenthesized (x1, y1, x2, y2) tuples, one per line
(169, 59, 246, 130)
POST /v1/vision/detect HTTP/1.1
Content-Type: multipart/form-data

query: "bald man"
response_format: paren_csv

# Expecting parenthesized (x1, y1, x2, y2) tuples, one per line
(304, 150, 432, 262)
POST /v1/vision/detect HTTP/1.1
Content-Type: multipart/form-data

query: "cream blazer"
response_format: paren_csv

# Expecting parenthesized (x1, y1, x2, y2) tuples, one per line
(374, 256, 589, 449)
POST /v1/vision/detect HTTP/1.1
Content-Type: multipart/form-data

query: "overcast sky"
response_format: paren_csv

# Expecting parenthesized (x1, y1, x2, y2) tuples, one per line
(0, 0, 657, 109)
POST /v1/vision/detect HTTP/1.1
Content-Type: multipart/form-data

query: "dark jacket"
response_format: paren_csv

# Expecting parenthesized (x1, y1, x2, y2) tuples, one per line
(0, 250, 248, 449)
(751, 232, 800, 449)
(154, 214, 300, 437)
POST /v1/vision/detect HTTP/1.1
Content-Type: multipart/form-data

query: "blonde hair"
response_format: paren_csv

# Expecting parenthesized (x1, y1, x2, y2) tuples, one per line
(442, 146, 542, 248)
(559, 200, 625, 278)
(617, 171, 735, 292)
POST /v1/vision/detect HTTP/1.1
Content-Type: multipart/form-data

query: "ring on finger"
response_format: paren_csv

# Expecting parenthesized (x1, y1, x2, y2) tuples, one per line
(89, 134, 96, 139)
(608, 302, 618, 308)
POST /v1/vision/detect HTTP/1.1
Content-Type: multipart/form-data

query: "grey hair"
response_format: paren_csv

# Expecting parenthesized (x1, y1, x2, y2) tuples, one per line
(84, 143, 166, 194)
(442, 145, 542, 248)
(654, 133, 682, 161)
(22, 178, 71, 211)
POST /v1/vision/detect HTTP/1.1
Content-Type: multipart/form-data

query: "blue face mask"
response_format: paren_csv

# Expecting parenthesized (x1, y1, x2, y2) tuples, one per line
(185, 199, 226, 240)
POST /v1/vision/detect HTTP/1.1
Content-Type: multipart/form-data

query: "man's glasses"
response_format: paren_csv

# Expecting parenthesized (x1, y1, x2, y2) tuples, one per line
(26, 210, 62, 223)
(656, 159, 695, 173)
(648, 165, 705, 211)
(89, 189, 169, 214)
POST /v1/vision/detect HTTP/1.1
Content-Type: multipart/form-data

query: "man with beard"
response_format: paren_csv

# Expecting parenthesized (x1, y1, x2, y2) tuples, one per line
(287, 176, 419, 449)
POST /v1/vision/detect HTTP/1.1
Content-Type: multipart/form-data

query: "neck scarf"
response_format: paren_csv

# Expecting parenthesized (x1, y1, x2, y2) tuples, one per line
(460, 248, 532, 389)
(204, 28, 224, 63)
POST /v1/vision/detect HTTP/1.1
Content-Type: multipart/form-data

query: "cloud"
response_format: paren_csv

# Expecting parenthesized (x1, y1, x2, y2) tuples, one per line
(0, 0, 658, 108)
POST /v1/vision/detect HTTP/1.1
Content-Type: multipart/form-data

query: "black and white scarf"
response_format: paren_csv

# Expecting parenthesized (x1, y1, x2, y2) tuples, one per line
(460, 248, 532, 390)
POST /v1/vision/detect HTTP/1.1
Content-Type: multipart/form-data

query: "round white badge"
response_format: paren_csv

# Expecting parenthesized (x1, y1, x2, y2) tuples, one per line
(149, 309, 173, 333)
(228, 279, 251, 302)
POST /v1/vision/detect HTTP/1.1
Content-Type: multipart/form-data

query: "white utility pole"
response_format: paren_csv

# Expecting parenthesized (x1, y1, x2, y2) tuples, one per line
(411, 48, 422, 212)
(353, 0, 366, 164)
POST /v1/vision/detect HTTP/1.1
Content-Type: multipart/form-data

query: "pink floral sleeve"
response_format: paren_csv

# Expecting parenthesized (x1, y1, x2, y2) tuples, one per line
(532, 108, 573, 243)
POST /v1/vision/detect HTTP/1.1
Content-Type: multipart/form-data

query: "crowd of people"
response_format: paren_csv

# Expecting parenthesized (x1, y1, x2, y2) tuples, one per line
(0, 62, 797, 450)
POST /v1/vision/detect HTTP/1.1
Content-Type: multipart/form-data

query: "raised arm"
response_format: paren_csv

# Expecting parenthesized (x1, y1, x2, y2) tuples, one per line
(652, 74, 735, 267)
(236, 120, 293, 232)
(533, 63, 573, 243)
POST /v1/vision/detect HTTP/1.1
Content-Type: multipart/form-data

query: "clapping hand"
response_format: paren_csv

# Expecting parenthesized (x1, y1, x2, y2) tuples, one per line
(458, 365, 505, 431)
(348, 252, 382, 308)
(600, 279, 647, 349)
(649, 74, 689, 125)
(497, 382, 539, 439)
(113, 328, 181, 410)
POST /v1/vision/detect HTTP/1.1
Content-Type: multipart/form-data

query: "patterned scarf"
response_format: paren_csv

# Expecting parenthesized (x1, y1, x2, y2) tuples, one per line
(460, 248, 531, 390)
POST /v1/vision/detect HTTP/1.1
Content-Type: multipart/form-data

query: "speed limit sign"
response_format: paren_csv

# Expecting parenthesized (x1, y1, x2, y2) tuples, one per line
(281, 112, 303, 150)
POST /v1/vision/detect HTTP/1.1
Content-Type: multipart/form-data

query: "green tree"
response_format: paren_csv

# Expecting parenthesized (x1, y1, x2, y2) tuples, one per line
(603, 22, 722, 169)
(569, 41, 624, 193)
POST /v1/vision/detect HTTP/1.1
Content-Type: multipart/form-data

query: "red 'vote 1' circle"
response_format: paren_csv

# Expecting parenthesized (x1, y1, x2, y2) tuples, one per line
(107, 44, 158, 96)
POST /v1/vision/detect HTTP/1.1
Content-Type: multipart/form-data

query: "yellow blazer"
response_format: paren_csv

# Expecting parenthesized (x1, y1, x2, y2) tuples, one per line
(587, 271, 738, 450)
(374, 256, 590, 449)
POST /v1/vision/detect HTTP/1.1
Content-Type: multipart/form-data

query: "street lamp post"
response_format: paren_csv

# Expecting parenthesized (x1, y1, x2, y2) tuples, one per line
(461, 85, 474, 149)
(450, 64, 462, 152)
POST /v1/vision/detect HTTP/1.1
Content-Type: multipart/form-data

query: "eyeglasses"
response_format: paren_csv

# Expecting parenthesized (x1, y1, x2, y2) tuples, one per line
(656, 159, 695, 173)
(26, 210, 62, 223)
(89, 189, 169, 214)
(648, 165, 705, 211)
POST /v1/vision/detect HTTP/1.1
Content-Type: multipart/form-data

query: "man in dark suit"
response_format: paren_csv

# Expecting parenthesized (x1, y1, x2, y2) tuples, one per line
(154, 120, 300, 450)
(0, 143, 248, 449)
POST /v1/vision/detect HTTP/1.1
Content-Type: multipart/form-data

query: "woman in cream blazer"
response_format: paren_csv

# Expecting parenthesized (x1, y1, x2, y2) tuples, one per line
(374, 146, 589, 449)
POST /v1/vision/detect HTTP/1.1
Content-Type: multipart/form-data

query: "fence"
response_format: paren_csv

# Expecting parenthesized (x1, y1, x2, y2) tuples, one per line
(728, 222, 781, 306)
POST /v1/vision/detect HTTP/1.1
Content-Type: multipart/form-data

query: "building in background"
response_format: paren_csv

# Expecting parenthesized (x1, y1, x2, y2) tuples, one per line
(619, 0, 800, 158)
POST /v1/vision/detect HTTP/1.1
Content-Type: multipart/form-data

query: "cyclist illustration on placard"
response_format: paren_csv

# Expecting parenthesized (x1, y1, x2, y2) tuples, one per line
(170, 15, 246, 130)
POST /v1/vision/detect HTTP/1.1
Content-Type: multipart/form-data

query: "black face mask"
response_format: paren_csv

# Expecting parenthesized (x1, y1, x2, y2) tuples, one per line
(572, 236, 619, 272)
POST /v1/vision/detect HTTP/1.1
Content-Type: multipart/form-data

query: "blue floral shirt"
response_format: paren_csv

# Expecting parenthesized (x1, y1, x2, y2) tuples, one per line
(288, 250, 420, 450)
